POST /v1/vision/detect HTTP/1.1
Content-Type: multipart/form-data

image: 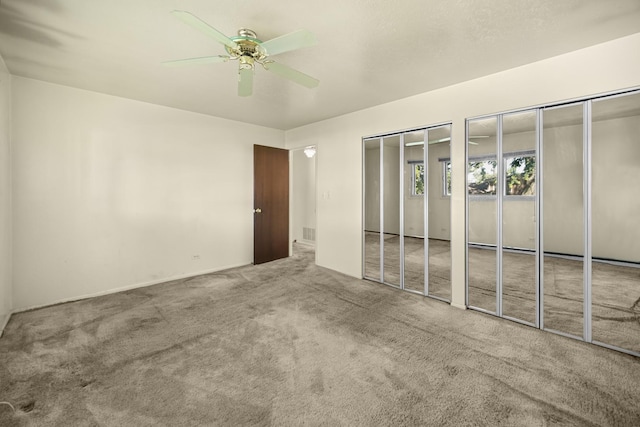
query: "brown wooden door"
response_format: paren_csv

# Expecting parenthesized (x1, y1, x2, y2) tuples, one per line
(254, 145, 289, 264)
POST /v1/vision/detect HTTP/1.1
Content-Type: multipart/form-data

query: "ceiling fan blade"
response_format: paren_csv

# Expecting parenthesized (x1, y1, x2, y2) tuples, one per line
(162, 55, 230, 67)
(265, 61, 319, 89)
(171, 10, 238, 49)
(259, 29, 316, 56)
(238, 67, 253, 97)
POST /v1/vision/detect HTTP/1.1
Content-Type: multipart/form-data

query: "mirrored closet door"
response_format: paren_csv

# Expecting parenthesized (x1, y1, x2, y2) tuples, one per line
(501, 111, 537, 325)
(467, 89, 640, 357)
(363, 124, 452, 301)
(363, 138, 382, 281)
(383, 135, 401, 287)
(590, 92, 640, 354)
(542, 103, 585, 339)
(426, 126, 452, 301)
(466, 117, 498, 313)
(466, 111, 538, 325)
(403, 130, 426, 293)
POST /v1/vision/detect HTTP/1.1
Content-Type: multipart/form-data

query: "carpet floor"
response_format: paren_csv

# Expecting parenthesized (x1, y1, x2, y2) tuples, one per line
(1, 244, 639, 426)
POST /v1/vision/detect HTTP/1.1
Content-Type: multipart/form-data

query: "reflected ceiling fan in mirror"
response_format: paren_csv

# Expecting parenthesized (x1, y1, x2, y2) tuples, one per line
(164, 10, 319, 97)
(404, 136, 489, 147)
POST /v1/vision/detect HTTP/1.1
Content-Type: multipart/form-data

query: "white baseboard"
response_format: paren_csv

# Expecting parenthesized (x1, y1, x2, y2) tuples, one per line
(13, 262, 250, 314)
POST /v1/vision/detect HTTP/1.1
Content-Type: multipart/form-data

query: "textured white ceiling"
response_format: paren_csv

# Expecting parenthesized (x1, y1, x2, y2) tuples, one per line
(1, 0, 640, 130)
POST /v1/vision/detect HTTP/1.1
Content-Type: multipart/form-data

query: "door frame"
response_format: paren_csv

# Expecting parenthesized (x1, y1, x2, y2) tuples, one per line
(288, 145, 318, 263)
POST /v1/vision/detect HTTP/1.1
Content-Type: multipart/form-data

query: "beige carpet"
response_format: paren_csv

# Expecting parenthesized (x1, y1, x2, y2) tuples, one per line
(1, 244, 639, 426)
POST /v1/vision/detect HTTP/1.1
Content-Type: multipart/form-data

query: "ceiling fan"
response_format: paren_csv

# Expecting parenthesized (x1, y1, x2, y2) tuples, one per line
(164, 10, 319, 97)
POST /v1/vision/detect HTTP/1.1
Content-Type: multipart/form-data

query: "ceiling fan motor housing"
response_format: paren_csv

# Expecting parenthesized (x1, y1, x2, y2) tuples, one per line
(226, 29, 267, 67)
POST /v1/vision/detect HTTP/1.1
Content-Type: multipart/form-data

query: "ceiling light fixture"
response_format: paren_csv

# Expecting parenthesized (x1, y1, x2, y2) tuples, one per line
(304, 146, 316, 158)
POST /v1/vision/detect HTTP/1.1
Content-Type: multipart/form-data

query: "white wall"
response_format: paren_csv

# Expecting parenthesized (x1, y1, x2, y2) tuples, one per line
(285, 32, 640, 309)
(11, 77, 284, 310)
(0, 54, 11, 334)
(291, 148, 316, 244)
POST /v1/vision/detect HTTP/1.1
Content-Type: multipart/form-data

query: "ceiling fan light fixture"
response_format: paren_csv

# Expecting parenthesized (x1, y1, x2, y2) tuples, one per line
(239, 55, 255, 69)
(304, 146, 316, 158)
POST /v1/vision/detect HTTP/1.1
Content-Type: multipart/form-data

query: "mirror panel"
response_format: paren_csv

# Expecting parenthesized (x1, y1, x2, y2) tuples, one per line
(502, 111, 537, 324)
(467, 117, 498, 312)
(591, 92, 640, 353)
(428, 125, 452, 300)
(383, 135, 401, 287)
(363, 138, 381, 280)
(542, 104, 584, 338)
(403, 130, 426, 293)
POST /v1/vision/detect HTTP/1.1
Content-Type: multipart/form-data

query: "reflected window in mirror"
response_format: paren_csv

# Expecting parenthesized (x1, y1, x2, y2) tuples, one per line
(442, 160, 452, 196)
(505, 154, 536, 196)
(468, 159, 498, 195)
(410, 162, 425, 196)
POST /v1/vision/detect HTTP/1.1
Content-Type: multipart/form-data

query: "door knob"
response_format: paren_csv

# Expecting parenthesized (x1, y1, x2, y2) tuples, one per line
(254, 208, 262, 213)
